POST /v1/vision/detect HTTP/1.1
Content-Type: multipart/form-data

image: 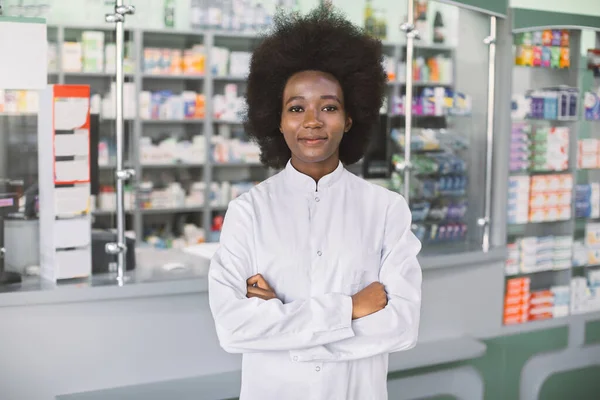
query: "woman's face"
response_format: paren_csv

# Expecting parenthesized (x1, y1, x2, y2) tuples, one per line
(280, 70, 352, 168)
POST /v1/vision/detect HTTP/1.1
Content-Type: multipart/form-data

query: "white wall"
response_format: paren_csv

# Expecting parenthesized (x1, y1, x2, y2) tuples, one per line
(44, 0, 319, 30)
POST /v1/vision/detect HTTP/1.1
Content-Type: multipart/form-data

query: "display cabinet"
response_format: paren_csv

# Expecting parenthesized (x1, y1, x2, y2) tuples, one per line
(372, 0, 504, 260)
(504, 9, 600, 326)
(2, 2, 511, 266)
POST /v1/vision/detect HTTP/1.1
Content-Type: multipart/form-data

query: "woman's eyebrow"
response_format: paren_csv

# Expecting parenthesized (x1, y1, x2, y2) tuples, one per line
(320, 95, 342, 104)
(285, 95, 304, 105)
(285, 95, 342, 105)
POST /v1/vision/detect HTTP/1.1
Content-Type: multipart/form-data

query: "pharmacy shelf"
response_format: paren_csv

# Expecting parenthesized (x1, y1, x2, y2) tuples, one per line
(0, 112, 37, 117)
(92, 210, 133, 216)
(140, 207, 205, 215)
(43, 24, 457, 247)
(509, 169, 572, 176)
(213, 162, 263, 168)
(213, 119, 243, 124)
(213, 75, 248, 81)
(63, 72, 134, 78)
(212, 30, 264, 39)
(573, 264, 600, 269)
(503, 30, 594, 328)
(413, 43, 455, 51)
(141, 119, 205, 124)
(141, 73, 205, 80)
(505, 267, 572, 277)
(141, 163, 204, 169)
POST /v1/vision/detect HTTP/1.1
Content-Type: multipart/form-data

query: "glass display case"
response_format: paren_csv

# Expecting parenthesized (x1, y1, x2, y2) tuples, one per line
(368, 0, 500, 258)
(0, 1, 511, 289)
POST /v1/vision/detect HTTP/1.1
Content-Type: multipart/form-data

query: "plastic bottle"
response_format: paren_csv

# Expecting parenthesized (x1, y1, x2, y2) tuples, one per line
(164, 0, 175, 28)
(221, 0, 233, 30)
(364, 0, 375, 36)
(433, 11, 445, 44)
(191, 0, 207, 29)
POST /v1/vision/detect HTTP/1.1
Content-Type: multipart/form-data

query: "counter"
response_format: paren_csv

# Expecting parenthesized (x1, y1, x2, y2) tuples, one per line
(0, 244, 507, 308)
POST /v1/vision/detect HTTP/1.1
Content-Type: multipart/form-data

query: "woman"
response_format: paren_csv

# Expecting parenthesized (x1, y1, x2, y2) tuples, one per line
(208, 5, 422, 400)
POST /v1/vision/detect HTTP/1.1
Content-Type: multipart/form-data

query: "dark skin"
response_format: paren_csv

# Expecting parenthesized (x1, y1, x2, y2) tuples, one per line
(279, 70, 352, 182)
(246, 70, 388, 320)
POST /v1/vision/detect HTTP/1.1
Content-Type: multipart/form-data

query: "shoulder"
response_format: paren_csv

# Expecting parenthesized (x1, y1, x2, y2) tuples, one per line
(225, 172, 283, 218)
(343, 169, 408, 209)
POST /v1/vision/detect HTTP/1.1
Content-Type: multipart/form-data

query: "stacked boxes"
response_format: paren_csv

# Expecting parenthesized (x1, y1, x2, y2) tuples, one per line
(571, 271, 600, 314)
(504, 277, 530, 325)
(505, 236, 573, 274)
(529, 174, 572, 222)
(584, 90, 600, 121)
(81, 31, 104, 73)
(510, 122, 532, 172)
(528, 286, 570, 321)
(139, 90, 205, 121)
(530, 126, 569, 172)
(584, 223, 600, 265)
(143, 46, 206, 76)
(62, 42, 83, 72)
(514, 30, 570, 69)
(575, 184, 600, 219)
(551, 286, 571, 318)
(61, 31, 135, 74)
(509, 122, 571, 172)
(572, 223, 600, 267)
(578, 139, 600, 169)
(504, 277, 570, 325)
(508, 176, 530, 224)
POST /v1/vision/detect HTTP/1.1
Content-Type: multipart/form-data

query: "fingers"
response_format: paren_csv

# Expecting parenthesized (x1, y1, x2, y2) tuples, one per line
(246, 274, 273, 290)
(246, 285, 276, 300)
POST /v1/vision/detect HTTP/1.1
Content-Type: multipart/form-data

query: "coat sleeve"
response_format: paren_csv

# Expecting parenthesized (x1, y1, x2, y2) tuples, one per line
(208, 197, 355, 353)
(288, 194, 422, 362)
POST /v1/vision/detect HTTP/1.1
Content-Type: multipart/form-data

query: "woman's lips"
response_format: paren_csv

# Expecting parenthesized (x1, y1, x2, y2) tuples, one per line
(299, 137, 327, 146)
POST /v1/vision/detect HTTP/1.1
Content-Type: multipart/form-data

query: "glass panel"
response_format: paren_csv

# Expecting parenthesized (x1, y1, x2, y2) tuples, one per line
(573, 29, 600, 316)
(393, 1, 490, 254)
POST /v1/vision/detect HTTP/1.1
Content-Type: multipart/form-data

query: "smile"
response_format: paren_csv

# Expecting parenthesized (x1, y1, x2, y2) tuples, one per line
(299, 137, 327, 146)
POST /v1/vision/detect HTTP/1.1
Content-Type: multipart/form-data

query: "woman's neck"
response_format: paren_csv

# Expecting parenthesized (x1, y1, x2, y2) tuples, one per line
(290, 155, 340, 183)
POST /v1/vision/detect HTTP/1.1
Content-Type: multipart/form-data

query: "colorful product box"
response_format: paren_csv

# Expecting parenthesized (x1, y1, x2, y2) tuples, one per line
(584, 91, 600, 121)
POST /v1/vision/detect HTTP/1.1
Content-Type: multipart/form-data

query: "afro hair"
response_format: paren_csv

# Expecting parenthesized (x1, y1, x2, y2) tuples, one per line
(244, 5, 387, 169)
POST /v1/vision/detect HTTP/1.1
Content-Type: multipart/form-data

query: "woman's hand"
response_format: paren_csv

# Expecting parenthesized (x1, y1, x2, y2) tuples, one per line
(246, 274, 278, 300)
(351, 282, 388, 320)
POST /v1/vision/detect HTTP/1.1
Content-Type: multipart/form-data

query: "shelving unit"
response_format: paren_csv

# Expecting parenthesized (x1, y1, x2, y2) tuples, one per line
(504, 29, 600, 325)
(41, 24, 380, 246)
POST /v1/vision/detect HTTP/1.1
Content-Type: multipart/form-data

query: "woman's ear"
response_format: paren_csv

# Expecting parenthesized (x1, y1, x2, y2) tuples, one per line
(344, 116, 353, 133)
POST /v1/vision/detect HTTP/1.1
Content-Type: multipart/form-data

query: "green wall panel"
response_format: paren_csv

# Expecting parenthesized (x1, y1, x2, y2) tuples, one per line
(539, 367, 600, 400)
(513, 8, 600, 31)
(440, 0, 507, 17)
(388, 327, 569, 400)
(586, 320, 600, 344)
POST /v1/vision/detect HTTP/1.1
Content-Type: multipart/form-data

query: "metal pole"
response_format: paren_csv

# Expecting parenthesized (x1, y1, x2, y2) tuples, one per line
(106, 2, 135, 285)
(479, 16, 497, 253)
(400, 2, 418, 204)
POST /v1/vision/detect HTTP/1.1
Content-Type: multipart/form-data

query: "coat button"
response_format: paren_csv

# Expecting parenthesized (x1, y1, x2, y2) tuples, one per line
(293, 356, 298, 361)
(317, 250, 322, 256)
(315, 197, 320, 202)
(315, 366, 321, 372)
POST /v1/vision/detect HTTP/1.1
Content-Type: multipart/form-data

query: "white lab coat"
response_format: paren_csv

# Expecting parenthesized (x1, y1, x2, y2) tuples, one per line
(209, 160, 422, 400)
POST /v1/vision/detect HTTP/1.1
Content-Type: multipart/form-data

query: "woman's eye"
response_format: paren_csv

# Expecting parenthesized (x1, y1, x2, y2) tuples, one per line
(323, 105, 338, 112)
(288, 106, 303, 112)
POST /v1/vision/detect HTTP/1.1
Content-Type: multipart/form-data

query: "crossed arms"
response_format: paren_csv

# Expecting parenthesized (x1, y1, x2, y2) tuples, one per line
(208, 195, 422, 362)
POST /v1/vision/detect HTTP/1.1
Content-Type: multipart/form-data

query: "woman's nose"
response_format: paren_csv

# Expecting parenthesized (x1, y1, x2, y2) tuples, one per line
(303, 109, 323, 128)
